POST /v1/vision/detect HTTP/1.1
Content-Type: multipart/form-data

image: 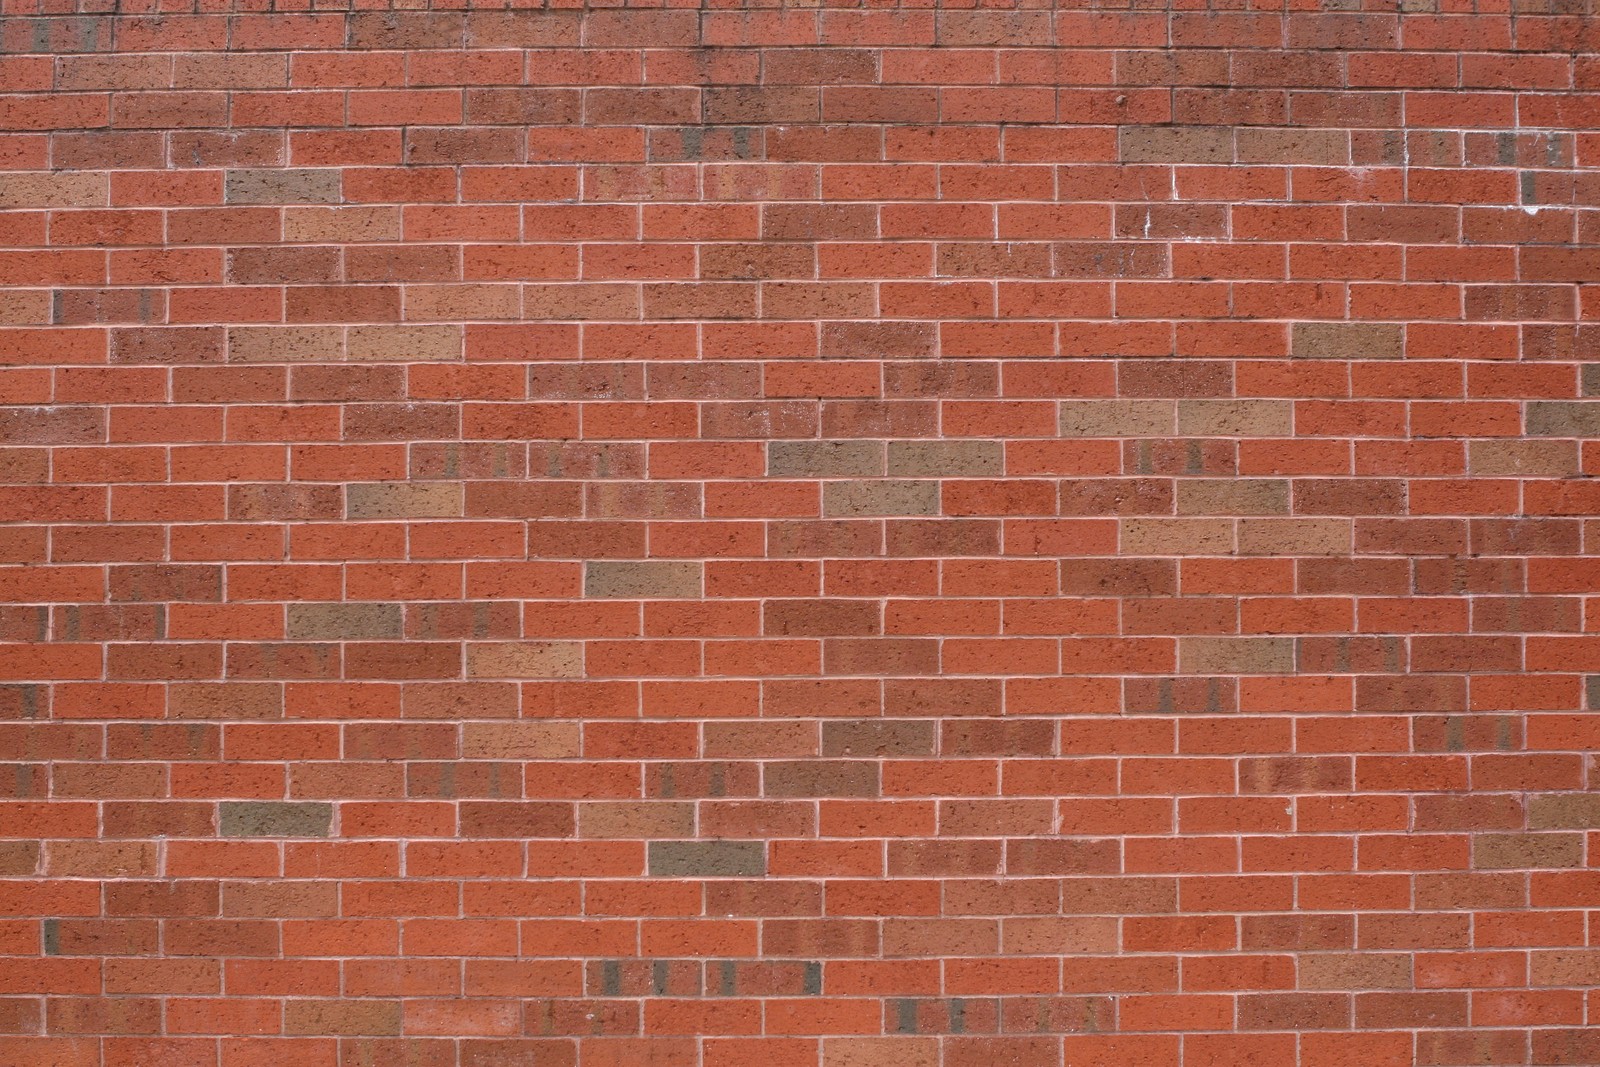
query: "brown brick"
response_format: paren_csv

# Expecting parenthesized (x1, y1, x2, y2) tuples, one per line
(219, 802, 333, 838)
(1238, 518, 1350, 556)
(1120, 125, 1233, 163)
(823, 480, 939, 517)
(583, 802, 695, 840)
(1468, 440, 1577, 477)
(584, 561, 702, 599)
(1527, 794, 1600, 830)
(346, 483, 462, 520)
(647, 841, 766, 877)
(1122, 518, 1233, 554)
(1059, 400, 1174, 438)
(347, 325, 462, 362)
(765, 761, 880, 798)
(1176, 479, 1289, 515)
(1181, 637, 1295, 675)
(1526, 402, 1600, 437)
(225, 168, 341, 205)
(1178, 400, 1293, 437)
(887, 441, 1002, 477)
(768, 440, 884, 477)
(462, 722, 580, 760)
(465, 642, 583, 679)
(287, 604, 402, 641)
(765, 600, 881, 638)
(821, 720, 937, 758)
(1473, 833, 1583, 869)
(227, 326, 344, 363)
(1292, 322, 1403, 360)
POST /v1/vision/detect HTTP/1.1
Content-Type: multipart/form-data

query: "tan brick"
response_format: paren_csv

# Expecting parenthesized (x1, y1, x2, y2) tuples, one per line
(287, 603, 402, 641)
(887, 441, 1002, 477)
(581, 802, 694, 839)
(226, 168, 341, 205)
(347, 325, 461, 362)
(1120, 125, 1233, 164)
(768, 440, 883, 477)
(284, 206, 401, 243)
(463, 721, 579, 759)
(0, 173, 106, 208)
(285, 999, 401, 1036)
(1527, 793, 1600, 830)
(465, 641, 582, 678)
(584, 560, 702, 599)
(1121, 518, 1234, 555)
(823, 480, 939, 517)
(228, 325, 345, 363)
(1468, 440, 1578, 477)
(346, 483, 462, 520)
(1292, 322, 1403, 360)
(823, 1038, 939, 1067)
(1059, 400, 1174, 438)
(1176, 479, 1290, 515)
(1531, 950, 1600, 987)
(1238, 518, 1350, 556)
(1236, 128, 1349, 165)
(1178, 400, 1293, 437)
(1180, 637, 1295, 675)
(1473, 833, 1583, 870)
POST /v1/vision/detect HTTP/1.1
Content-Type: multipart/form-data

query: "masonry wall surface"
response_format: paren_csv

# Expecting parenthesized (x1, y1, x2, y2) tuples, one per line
(1, 1, 1599, 1064)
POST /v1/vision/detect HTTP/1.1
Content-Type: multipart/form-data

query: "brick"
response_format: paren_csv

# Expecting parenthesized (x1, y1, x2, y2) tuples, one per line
(584, 561, 701, 599)
(219, 802, 332, 839)
(647, 841, 767, 878)
(1059, 401, 1174, 438)
(1120, 125, 1234, 163)
(224, 169, 341, 205)
(1292, 323, 1404, 360)
(823, 480, 939, 518)
(1526, 402, 1600, 436)
(0, 8, 1587, 1057)
(769, 441, 884, 478)
(286, 604, 401, 641)
(346, 483, 462, 520)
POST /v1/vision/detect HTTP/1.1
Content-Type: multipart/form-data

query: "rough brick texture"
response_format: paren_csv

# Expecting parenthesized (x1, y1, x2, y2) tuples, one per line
(2, 1, 1600, 1065)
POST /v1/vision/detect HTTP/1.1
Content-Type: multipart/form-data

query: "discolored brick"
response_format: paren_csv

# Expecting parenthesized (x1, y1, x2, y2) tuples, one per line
(219, 802, 333, 838)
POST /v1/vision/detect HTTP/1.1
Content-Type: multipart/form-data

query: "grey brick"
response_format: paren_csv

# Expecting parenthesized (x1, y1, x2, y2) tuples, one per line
(823, 480, 939, 517)
(648, 840, 766, 877)
(220, 801, 332, 838)
(1527, 402, 1600, 437)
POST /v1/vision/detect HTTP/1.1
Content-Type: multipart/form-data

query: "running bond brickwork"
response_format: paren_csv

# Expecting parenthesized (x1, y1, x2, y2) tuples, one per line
(1, 1, 1599, 1065)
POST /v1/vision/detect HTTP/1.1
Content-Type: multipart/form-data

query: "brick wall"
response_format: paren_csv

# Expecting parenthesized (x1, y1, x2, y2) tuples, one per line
(2, 2, 1599, 1064)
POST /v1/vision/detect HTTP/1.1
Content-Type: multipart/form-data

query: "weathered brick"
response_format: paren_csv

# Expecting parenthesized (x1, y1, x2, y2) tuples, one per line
(584, 561, 701, 599)
(286, 604, 401, 641)
(219, 802, 333, 838)
(225, 169, 341, 205)
(1292, 322, 1403, 360)
(647, 840, 766, 877)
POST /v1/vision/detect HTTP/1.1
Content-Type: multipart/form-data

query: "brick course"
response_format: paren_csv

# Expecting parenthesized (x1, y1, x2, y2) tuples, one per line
(2, 0, 1600, 1064)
